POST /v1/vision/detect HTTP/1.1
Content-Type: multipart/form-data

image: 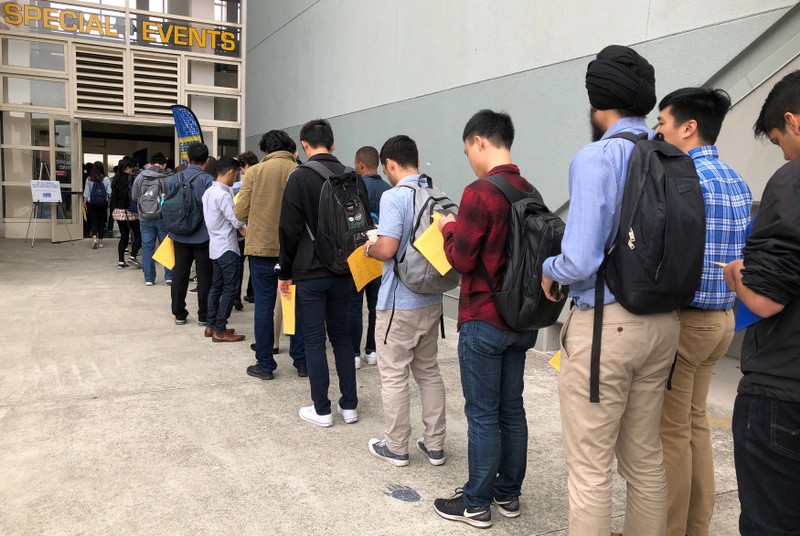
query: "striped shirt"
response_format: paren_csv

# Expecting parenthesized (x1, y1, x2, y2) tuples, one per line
(689, 145, 752, 310)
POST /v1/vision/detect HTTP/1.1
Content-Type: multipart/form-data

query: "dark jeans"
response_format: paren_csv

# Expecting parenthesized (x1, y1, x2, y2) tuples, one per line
(348, 277, 379, 355)
(458, 320, 537, 508)
(733, 393, 800, 535)
(116, 218, 141, 262)
(236, 239, 246, 301)
(250, 256, 279, 372)
(297, 276, 357, 415)
(171, 240, 212, 322)
(207, 250, 240, 333)
(88, 204, 106, 238)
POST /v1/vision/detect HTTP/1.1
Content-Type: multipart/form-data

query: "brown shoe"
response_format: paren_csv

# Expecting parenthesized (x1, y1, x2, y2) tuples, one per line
(611, 533, 623, 536)
(212, 330, 245, 342)
(205, 327, 235, 338)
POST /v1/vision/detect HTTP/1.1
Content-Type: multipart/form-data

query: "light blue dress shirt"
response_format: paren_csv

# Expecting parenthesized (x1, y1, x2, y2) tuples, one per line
(202, 181, 244, 260)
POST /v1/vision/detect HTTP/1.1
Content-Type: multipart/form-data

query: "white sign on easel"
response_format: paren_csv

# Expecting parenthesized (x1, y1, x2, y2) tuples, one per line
(30, 180, 63, 203)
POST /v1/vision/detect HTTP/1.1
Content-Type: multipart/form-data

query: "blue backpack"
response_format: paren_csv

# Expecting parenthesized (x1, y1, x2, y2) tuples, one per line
(88, 180, 107, 207)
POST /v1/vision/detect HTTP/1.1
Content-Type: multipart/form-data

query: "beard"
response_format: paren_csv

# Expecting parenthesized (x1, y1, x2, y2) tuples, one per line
(589, 108, 605, 142)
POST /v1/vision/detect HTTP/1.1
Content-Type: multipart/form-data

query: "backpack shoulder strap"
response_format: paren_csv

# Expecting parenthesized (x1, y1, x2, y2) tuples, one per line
(609, 131, 647, 144)
(303, 160, 335, 180)
(484, 174, 543, 205)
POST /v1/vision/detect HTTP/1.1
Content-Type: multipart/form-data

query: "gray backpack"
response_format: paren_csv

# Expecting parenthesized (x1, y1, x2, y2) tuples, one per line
(138, 175, 166, 221)
(394, 175, 460, 294)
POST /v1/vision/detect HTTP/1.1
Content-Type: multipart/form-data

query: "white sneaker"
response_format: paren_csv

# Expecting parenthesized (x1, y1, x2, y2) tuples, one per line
(144, 281, 154, 286)
(354, 355, 362, 370)
(337, 404, 358, 424)
(364, 351, 377, 365)
(299, 405, 333, 427)
(91, 240, 98, 249)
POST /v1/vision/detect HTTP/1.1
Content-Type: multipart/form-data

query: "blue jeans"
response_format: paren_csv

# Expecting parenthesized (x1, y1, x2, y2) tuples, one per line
(733, 394, 800, 535)
(297, 276, 357, 415)
(458, 320, 537, 508)
(348, 277, 379, 355)
(206, 250, 240, 333)
(140, 219, 173, 283)
(250, 257, 279, 372)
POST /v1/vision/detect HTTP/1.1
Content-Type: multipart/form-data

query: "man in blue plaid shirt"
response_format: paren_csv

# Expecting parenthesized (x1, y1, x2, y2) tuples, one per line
(655, 87, 752, 536)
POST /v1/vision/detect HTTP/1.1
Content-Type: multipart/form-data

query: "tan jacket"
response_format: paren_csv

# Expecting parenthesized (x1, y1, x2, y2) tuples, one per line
(234, 150, 297, 257)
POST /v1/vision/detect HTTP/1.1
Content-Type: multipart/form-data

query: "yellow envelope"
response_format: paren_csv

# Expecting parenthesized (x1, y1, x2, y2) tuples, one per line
(412, 213, 452, 276)
(233, 192, 240, 205)
(712, 261, 727, 267)
(152, 235, 175, 270)
(549, 350, 561, 372)
(280, 284, 296, 335)
(347, 245, 383, 291)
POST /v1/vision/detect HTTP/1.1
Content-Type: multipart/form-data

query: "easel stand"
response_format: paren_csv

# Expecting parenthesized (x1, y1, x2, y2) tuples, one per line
(24, 201, 74, 248)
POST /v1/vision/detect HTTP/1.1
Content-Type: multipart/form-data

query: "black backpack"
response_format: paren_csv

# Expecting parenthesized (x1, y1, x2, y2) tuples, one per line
(478, 175, 567, 331)
(160, 170, 204, 236)
(303, 160, 374, 275)
(589, 132, 705, 402)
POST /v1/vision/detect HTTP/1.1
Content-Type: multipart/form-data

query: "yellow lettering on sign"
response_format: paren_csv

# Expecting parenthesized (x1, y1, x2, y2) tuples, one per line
(85, 14, 103, 35)
(173, 25, 187, 46)
(42, 7, 58, 30)
(207, 29, 220, 48)
(188, 27, 206, 48)
(24, 5, 42, 24)
(157, 23, 174, 43)
(3, 3, 23, 25)
(104, 16, 119, 38)
(142, 21, 157, 42)
(59, 10, 78, 32)
(220, 31, 236, 52)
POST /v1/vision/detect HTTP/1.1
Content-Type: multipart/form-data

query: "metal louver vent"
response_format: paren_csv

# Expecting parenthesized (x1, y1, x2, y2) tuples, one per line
(132, 53, 179, 118)
(75, 46, 125, 115)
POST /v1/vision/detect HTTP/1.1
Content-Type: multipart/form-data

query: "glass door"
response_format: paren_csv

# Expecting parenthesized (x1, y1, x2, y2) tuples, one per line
(50, 116, 81, 242)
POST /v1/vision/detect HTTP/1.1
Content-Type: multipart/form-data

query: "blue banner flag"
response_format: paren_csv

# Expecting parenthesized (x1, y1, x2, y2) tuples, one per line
(170, 105, 204, 166)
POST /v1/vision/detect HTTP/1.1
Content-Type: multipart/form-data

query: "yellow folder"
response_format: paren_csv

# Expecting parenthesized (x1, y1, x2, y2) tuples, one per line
(280, 284, 296, 335)
(412, 213, 452, 276)
(347, 245, 384, 291)
(152, 235, 175, 270)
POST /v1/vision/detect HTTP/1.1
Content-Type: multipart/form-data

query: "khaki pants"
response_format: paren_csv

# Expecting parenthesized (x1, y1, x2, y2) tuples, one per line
(559, 303, 680, 536)
(660, 309, 734, 536)
(375, 304, 446, 455)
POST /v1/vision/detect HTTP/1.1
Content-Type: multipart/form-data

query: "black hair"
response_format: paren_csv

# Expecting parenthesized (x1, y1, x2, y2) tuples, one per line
(287, 137, 297, 154)
(299, 119, 334, 150)
(150, 152, 167, 165)
(187, 142, 209, 164)
(379, 135, 419, 169)
(658, 87, 731, 145)
(236, 151, 259, 167)
(355, 146, 379, 169)
(216, 156, 241, 177)
(754, 70, 800, 139)
(462, 109, 514, 149)
(204, 156, 217, 177)
(89, 161, 105, 181)
(259, 130, 295, 154)
(118, 158, 134, 172)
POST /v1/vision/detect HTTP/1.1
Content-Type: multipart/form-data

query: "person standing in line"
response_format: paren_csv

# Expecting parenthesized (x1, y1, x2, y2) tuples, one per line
(83, 161, 111, 249)
(278, 119, 360, 427)
(350, 145, 391, 370)
(169, 142, 215, 326)
(433, 111, 538, 529)
(236, 130, 306, 379)
(723, 69, 800, 536)
(110, 158, 140, 270)
(540, 45, 681, 536)
(202, 156, 247, 343)
(363, 135, 446, 468)
(232, 150, 259, 310)
(654, 87, 752, 536)
(132, 152, 174, 286)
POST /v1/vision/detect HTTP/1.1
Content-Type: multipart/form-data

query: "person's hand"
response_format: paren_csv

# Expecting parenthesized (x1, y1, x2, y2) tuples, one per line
(724, 259, 744, 292)
(437, 213, 456, 232)
(541, 273, 565, 302)
(238, 225, 247, 237)
(278, 279, 293, 299)
(364, 240, 375, 257)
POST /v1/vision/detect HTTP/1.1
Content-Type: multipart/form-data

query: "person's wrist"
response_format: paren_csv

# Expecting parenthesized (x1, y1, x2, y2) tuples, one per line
(365, 244, 372, 258)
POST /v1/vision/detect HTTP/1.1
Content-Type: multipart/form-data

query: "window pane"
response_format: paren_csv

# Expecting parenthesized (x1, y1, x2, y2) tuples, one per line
(134, 0, 240, 24)
(3, 77, 66, 108)
(2, 39, 65, 71)
(188, 94, 237, 122)
(3, 184, 36, 219)
(1, 111, 50, 147)
(2, 148, 50, 182)
(187, 60, 238, 89)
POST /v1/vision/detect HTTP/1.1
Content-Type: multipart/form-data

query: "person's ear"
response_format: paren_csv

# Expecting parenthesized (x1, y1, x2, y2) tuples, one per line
(785, 112, 800, 135)
(684, 119, 698, 139)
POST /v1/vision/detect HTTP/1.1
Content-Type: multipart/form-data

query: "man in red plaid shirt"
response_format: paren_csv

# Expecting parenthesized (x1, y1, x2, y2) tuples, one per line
(432, 110, 539, 529)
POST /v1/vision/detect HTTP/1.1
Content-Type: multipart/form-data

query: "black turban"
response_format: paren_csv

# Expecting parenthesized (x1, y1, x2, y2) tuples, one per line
(585, 45, 656, 116)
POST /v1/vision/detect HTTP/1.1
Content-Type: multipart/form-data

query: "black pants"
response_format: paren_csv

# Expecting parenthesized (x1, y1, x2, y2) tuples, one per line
(116, 218, 141, 262)
(88, 204, 107, 238)
(171, 240, 212, 322)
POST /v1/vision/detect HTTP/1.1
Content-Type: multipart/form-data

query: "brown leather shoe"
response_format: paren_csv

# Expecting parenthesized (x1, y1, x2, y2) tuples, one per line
(212, 330, 245, 342)
(205, 327, 235, 338)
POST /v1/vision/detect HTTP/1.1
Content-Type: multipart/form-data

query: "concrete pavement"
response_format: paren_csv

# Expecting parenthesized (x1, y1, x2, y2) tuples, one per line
(0, 238, 742, 535)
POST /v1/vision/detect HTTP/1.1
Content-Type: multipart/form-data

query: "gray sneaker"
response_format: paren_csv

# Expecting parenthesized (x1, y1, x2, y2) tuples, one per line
(368, 438, 409, 467)
(417, 438, 446, 466)
(492, 495, 520, 518)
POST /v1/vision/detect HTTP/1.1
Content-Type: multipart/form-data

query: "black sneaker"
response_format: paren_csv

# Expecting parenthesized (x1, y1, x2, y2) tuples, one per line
(250, 343, 257, 352)
(297, 363, 308, 377)
(417, 439, 446, 466)
(433, 489, 492, 529)
(189, 286, 198, 293)
(492, 495, 520, 518)
(368, 439, 409, 467)
(233, 299, 243, 311)
(246, 364, 273, 381)
(243, 295, 254, 303)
